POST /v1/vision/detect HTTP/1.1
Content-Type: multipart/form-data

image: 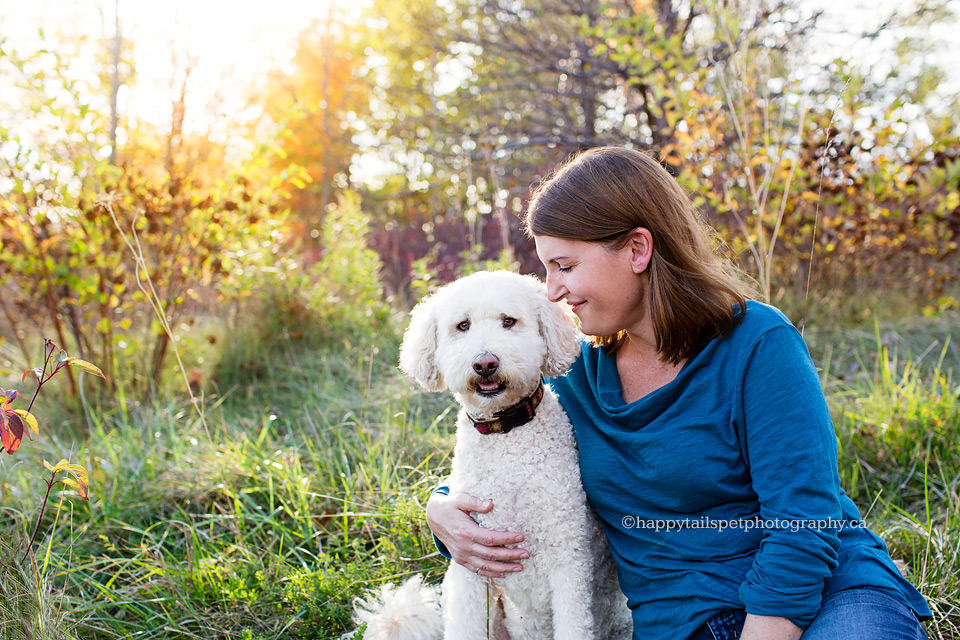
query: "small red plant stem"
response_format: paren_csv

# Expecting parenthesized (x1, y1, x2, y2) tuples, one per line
(21, 473, 56, 565)
(25, 381, 45, 415)
(25, 344, 56, 414)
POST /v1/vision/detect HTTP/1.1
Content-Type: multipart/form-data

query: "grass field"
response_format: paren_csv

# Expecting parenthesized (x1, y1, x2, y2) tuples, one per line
(1, 309, 958, 639)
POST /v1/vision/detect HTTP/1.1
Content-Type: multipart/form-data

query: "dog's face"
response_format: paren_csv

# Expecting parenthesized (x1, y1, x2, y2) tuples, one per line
(399, 271, 581, 414)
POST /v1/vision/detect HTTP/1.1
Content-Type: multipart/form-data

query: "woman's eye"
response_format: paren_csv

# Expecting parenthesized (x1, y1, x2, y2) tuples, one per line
(557, 266, 572, 273)
(502, 317, 517, 328)
(456, 320, 470, 332)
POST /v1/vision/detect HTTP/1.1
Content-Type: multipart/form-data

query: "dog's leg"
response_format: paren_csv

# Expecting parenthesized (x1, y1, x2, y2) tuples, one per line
(547, 558, 595, 640)
(441, 565, 500, 640)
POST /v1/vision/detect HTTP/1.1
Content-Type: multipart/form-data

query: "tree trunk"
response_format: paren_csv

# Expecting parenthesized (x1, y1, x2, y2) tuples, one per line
(149, 328, 170, 399)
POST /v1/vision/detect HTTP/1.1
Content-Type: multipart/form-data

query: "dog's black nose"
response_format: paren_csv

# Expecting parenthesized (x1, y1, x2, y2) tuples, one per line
(473, 353, 500, 377)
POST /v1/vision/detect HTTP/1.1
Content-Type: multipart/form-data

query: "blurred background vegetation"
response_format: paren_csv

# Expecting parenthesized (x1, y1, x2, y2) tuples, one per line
(1, 0, 958, 638)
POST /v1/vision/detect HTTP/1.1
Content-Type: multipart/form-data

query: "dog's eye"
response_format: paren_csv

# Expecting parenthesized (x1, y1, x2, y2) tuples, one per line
(502, 317, 517, 329)
(456, 320, 471, 332)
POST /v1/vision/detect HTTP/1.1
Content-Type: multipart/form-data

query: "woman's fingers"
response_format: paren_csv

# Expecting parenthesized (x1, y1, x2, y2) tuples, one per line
(452, 493, 494, 513)
(463, 533, 530, 576)
(468, 552, 527, 576)
(470, 537, 529, 562)
(461, 523, 525, 549)
(427, 491, 530, 574)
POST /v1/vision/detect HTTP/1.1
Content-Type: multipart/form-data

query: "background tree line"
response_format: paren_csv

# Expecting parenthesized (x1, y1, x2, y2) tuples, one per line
(1, 0, 958, 400)
(354, 0, 958, 306)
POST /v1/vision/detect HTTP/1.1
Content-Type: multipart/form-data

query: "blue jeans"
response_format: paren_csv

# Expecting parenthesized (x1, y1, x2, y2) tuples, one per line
(689, 587, 929, 640)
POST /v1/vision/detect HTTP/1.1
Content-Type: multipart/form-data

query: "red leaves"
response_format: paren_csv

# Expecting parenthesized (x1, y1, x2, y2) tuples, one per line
(9, 339, 99, 565)
(0, 388, 37, 455)
(0, 403, 25, 454)
(2, 339, 104, 456)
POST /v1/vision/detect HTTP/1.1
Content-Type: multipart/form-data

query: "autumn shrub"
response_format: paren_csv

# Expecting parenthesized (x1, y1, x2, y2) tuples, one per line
(314, 191, 394, 339)
(656, 9, 960, 313)
(369, 205, 524, 305)
(0, 40, 295, 402)
(214, 191, 394, 389)
(410, 245, 520, 301)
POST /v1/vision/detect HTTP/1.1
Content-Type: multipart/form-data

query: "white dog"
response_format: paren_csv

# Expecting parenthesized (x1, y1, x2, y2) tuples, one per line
(354, 270, 632, 640)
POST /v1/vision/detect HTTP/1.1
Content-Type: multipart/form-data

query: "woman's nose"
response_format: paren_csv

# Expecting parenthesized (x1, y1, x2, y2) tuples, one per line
(545, 276, 565, 303)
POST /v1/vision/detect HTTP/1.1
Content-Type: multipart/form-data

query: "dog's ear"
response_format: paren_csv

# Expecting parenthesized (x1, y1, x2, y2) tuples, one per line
(399, 292, 446, 392)
(536, 288, 581, 378)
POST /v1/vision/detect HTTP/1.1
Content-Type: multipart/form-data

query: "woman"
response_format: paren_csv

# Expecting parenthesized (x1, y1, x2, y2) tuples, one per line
(426, 146, 932, 640)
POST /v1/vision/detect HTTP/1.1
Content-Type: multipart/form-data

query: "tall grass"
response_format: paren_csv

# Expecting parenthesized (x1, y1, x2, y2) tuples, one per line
(1, 337, 454, 639)
(822, 318, 960, 640)
(1, 310, 958, 639)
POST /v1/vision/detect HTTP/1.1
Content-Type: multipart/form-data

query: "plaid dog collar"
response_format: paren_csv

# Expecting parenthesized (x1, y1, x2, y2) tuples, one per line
(468, 378, 545, 435)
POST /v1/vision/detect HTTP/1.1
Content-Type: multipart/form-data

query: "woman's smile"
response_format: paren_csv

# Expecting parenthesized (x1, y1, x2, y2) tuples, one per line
(533, 234, 648, 338)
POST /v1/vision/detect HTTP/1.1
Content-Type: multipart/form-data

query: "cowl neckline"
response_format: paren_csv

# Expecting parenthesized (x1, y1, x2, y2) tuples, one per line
(587, 336, 714, 425)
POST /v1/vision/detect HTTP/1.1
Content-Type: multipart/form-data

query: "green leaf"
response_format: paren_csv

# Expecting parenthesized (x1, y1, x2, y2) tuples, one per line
(45, 458, 68, 473)
(62, 463, 90, 500)
(65, 358, 107, 380)
(59, 478, 88, 499)
(45, 459, 90, 499)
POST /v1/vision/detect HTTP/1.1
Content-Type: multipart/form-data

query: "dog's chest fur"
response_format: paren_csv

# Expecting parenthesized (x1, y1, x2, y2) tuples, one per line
(448, 388, 595, 563)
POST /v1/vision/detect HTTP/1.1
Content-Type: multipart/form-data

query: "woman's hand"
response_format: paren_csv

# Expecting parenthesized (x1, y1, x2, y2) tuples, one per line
(426, 491, 530, 578)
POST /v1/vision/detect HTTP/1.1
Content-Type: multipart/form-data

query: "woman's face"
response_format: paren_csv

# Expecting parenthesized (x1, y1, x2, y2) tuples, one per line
(534, 234, 648, 338)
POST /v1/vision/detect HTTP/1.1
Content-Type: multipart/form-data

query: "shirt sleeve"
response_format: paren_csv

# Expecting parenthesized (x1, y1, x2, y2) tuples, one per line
(431, 485, 452, 559)
(735, 324, 842, 628)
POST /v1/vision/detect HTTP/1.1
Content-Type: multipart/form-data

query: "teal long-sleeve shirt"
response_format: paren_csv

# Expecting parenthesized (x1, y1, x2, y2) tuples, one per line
(548, 301, 930, 639)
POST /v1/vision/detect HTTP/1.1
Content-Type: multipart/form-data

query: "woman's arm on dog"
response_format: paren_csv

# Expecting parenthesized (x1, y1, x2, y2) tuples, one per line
(426, 491, 530, 578)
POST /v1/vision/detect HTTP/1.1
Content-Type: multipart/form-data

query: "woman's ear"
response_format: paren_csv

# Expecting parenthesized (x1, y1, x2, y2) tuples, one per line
(627, 227, 654, 275)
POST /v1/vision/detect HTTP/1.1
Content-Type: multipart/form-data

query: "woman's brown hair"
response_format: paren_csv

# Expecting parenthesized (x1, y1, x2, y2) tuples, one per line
(523, 146, 755, 364)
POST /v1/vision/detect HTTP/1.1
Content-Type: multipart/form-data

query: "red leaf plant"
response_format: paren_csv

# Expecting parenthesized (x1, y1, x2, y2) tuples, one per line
(0, 388, 37, 454)
(3, 339, 105, 563)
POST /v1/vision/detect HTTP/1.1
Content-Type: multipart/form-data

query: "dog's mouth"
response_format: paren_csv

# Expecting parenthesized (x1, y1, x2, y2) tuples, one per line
(475, 378, 507, 397)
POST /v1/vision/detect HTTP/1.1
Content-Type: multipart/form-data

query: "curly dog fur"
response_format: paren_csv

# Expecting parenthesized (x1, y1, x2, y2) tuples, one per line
(354, 271, 632, 640)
